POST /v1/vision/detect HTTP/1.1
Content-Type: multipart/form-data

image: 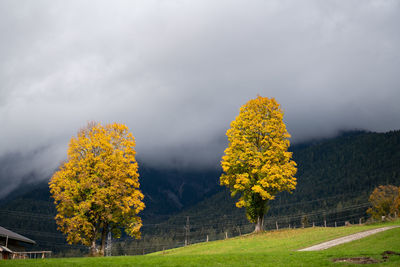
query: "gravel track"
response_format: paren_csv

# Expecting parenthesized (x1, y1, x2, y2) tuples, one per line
(298, 226, 400, 251)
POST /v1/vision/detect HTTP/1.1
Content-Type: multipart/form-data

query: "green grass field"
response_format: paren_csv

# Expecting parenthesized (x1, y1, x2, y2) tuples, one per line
(2, 220, 400, 266)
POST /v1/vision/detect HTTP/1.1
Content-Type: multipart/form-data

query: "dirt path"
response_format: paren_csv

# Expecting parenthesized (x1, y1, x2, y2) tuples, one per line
(298, 226, 399, 251)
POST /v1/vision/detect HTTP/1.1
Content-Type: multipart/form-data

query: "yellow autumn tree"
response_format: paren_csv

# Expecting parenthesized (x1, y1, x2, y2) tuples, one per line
(49, 122, 145, 256)
(220, 96, 297, 232)
(367, 185, 399, 220)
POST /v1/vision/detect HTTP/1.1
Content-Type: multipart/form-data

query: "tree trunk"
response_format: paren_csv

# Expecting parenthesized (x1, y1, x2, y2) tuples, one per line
(99, 223, 108, 256)
(90, 238, 97, 256)
(254, 215, 264, 233)
(89, 224, 99, 256)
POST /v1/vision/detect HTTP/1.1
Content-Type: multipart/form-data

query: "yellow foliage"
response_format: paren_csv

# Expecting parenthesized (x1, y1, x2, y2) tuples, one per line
(49, 122, 145, 249)
(367, 185, 399, 220)
(220, 96, 297, 223)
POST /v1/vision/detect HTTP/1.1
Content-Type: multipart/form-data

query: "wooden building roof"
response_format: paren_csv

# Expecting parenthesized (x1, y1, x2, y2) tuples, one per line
(0, 245, 13, 253)
(0, 226, 35, 245)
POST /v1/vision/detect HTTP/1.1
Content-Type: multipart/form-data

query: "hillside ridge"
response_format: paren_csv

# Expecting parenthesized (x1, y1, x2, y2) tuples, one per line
(1, 129, 400, 255)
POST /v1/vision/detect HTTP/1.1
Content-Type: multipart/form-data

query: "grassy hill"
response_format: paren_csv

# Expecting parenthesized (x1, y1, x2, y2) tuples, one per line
(2, 220, 400, 266)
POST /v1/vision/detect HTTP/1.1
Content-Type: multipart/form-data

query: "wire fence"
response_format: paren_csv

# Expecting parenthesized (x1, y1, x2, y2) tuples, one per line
(110, 201, 372, 255)
(0, 198, 374, 257)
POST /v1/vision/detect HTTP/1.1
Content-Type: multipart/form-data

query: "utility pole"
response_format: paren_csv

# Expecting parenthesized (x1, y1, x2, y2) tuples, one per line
(185, 216, 190, 246)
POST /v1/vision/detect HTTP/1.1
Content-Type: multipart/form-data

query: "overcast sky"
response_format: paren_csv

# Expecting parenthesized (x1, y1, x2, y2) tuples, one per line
(1, 0, 400, 197)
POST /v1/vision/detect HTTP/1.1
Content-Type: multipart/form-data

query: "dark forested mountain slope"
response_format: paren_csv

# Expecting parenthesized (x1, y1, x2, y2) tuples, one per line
(1, 130, 400, 255)
(0, 166, 221, 219)
(285, 130, 400, 209)
(153, 130, 400, 241)
(0, 166, 220, 254)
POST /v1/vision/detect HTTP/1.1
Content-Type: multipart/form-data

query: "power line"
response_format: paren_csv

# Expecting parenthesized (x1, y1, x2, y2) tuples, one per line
(0, 192, 375, 256)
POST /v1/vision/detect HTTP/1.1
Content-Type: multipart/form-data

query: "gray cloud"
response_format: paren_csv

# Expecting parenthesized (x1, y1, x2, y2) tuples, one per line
(1, 0, 400, 197)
